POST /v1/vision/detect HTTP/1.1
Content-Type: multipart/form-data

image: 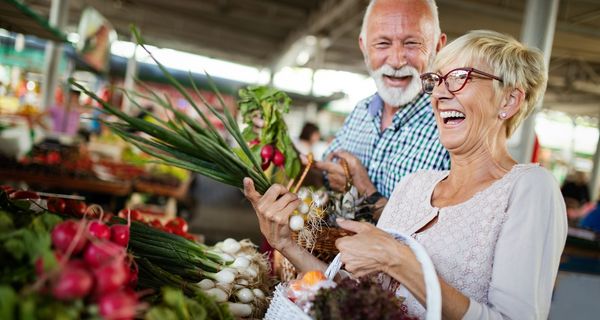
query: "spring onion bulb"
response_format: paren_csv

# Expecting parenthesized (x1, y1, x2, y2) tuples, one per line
(222, 238, 241, 254)
(227, 302, 253, 317)
(235, 288, 254, 303)
(298, 202, 309, 214)
(197, 279, 215, 290)
(252, 288, 265, 299)
(204, 288, 228, 302)
(289, 215, 304, 231)
(232, 256, 250, 269)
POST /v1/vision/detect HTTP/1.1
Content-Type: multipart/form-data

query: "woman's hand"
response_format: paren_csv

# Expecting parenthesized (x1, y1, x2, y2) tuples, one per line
(335, 219, 417, 278)
(243, 178, 302, 252)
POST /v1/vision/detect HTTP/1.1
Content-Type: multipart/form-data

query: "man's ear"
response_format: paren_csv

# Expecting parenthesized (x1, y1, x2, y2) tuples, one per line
(358, 35, 366, 56)
(501, 88, 525, 118)
(436, 33, 447, 53)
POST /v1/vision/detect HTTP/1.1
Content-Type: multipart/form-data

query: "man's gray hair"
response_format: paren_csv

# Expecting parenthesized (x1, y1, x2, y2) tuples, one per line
(359, 0, 441, 44)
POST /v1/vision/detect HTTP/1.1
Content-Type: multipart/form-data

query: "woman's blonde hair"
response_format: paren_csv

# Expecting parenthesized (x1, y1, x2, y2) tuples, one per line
(434, 30, 548, 137)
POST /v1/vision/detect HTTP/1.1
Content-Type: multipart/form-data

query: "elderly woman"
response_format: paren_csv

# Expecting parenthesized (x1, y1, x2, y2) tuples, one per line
(243, 30, 567, 319)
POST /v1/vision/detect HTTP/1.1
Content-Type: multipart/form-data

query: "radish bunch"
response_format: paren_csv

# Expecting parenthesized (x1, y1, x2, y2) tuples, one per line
(260, 144, 285, 170)
(41, 215, 140, 320)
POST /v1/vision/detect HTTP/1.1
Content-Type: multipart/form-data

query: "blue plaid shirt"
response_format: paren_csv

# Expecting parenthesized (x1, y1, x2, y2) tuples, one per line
(324, 93, 450, 198)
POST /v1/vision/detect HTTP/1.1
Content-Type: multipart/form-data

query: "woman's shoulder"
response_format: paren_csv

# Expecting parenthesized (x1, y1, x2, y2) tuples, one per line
(509, 164, 559, 192)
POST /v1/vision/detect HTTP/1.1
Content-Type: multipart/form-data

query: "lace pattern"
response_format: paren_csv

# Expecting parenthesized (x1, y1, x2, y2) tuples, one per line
(377, 164, 538, 318)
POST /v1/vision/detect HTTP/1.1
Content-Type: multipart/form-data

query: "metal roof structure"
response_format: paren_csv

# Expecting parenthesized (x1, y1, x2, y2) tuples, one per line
(0, 0, 67, 42)
(19, 0, 600, 116)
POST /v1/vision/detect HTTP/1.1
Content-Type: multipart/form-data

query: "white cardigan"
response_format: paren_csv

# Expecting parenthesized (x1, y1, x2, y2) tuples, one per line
(377, 164, 568, 319)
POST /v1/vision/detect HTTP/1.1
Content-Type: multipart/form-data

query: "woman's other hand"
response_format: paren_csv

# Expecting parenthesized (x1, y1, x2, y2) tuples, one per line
(243, 178, 302, 252)
(335, 219, 418, 278)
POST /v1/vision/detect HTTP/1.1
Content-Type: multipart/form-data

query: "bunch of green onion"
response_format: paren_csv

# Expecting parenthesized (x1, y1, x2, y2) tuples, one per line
(69, 26, 270, 194)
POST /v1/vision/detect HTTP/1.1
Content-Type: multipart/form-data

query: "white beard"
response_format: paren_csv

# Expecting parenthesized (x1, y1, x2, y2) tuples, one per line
(368, 64, 422, 107)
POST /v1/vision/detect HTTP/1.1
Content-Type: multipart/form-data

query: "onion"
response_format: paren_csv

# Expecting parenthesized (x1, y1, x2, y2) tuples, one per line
(197, 279, 215, 290)
(214, 269, 236, 284)
(289, 215, 304, 231)
(227, 302, 253, 317)
(232, 256, 250, 269)
(298, 202, 309, 214)
(204, 288, 228, 302)
(222, 238, 241, 254)
(235, 288, 254, 303)
(252, 288, 265, 299)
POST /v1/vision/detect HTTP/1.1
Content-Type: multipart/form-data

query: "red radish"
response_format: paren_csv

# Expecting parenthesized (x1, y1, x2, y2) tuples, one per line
(52, 266, 93, 300)
(47, 197, 66, 213)
(260, 144, 274, 161)
(51, 220, 87, 254)
(261, 158, 271, 170)
(94, 261, 128, 295)
(9, 190, 40, 200)
(127, 260, 138, 288)
(84, 241, 124, 268)
(272, 149, 285, 167)
(0, 185, 15, 195)
(35, 251, 62, 277)
(88, 221, 111, 240)
(248, 138, 260, 147)
(118, 209, 142, 221)
(98, 290, 138, 320)
(65, 200, 86, 217)
(111, 224, 130, 247)
(112, 209, 131, 247)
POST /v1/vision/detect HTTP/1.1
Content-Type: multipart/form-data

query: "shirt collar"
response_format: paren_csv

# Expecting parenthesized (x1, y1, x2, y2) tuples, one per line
(367, 92, 431, 131)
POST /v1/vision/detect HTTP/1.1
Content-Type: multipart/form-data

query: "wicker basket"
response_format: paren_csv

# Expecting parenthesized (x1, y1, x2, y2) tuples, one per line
(265, 229, 442, 320)
(292, 226, 353, 263)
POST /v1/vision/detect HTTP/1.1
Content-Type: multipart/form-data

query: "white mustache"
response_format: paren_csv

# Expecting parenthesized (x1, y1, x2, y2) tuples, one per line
(375, 65, 420, 78)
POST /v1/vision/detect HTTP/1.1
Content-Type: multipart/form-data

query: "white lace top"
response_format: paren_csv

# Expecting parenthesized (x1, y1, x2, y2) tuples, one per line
(377, 164, 567, 319)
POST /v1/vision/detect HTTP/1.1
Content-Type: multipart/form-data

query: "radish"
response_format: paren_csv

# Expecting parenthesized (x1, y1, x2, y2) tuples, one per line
(98, 290, 138, 320)
(272, 148, 285, 167)
(52, 266, 93, 301)
(111, 210, 131, 247)
(94, 261, 128, 295)
(51, 220, 87, 254)
(260, 144, 274, 161)
(88, 221, 111, 240)
(84, 240, 124, 268)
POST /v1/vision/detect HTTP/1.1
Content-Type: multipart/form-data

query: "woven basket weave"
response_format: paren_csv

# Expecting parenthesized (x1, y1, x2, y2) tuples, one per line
(265, 229, 442, 320)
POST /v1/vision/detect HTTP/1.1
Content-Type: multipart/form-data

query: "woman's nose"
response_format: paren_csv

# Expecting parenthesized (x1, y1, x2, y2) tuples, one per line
(431, 80, 452, 100)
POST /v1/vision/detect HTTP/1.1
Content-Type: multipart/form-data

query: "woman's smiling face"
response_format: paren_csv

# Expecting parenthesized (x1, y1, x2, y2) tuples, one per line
(430, 60, 505, 155)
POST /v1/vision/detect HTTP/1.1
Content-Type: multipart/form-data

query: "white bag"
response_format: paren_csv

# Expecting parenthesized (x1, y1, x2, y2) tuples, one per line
(264, 229, 442, 320)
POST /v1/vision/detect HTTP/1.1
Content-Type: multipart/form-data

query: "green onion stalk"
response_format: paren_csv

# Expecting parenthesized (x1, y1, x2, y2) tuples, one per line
(69, 26, 271, 194)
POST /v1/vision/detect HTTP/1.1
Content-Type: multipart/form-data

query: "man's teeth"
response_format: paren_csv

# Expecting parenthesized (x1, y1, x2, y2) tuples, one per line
(440, 111, 465, 119)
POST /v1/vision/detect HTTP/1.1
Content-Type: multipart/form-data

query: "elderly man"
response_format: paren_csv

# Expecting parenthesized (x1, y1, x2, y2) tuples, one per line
(311, 0, 450, 218)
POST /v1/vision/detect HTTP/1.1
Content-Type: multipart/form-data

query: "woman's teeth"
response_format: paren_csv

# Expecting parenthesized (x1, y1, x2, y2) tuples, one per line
(440, 111, 466, 124)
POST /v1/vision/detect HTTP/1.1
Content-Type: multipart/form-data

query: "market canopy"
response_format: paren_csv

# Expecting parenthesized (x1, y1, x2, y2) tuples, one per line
(0, 0, 67, 43)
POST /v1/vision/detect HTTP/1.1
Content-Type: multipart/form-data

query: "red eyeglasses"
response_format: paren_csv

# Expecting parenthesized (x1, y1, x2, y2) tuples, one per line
(420, 67, 503, 94)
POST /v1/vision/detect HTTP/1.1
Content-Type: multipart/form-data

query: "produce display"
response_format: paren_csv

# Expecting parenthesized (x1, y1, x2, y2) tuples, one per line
(0, 187, 272, 319)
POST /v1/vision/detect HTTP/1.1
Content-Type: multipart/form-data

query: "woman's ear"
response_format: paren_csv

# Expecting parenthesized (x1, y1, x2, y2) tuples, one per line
(499, 88, 525, 119)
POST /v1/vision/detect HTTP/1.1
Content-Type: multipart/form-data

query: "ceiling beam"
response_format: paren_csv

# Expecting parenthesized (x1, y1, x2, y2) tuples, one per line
(269, 0, 363, 72)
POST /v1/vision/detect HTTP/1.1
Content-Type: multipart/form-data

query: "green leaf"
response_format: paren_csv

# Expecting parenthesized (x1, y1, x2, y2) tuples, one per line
(0, 285, 16, 320)
(4, 238, 26, 260)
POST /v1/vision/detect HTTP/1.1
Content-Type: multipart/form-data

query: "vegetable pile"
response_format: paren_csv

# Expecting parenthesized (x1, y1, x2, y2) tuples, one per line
(0, 187, 273, 319)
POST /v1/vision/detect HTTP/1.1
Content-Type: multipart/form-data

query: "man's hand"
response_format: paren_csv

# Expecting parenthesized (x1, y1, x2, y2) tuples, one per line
(243, 178, 301, 252)
(314, 150, 377, 196)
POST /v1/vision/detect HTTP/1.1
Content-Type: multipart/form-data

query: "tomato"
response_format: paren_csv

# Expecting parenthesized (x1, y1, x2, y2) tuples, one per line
(65, 200, 87, 217)
(149, 219, 162, 228)
(47, 198, 67, 214)
(165, 217, 188, 234)
(9, 190, 40, 200)
(118, 209, 143, 222)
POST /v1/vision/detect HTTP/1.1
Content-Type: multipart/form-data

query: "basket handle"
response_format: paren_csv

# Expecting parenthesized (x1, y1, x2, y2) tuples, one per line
(323, 229, 441, 320)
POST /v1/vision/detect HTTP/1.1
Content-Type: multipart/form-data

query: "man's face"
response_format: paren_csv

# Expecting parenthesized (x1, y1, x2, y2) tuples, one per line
(360, 0, 438, 107)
